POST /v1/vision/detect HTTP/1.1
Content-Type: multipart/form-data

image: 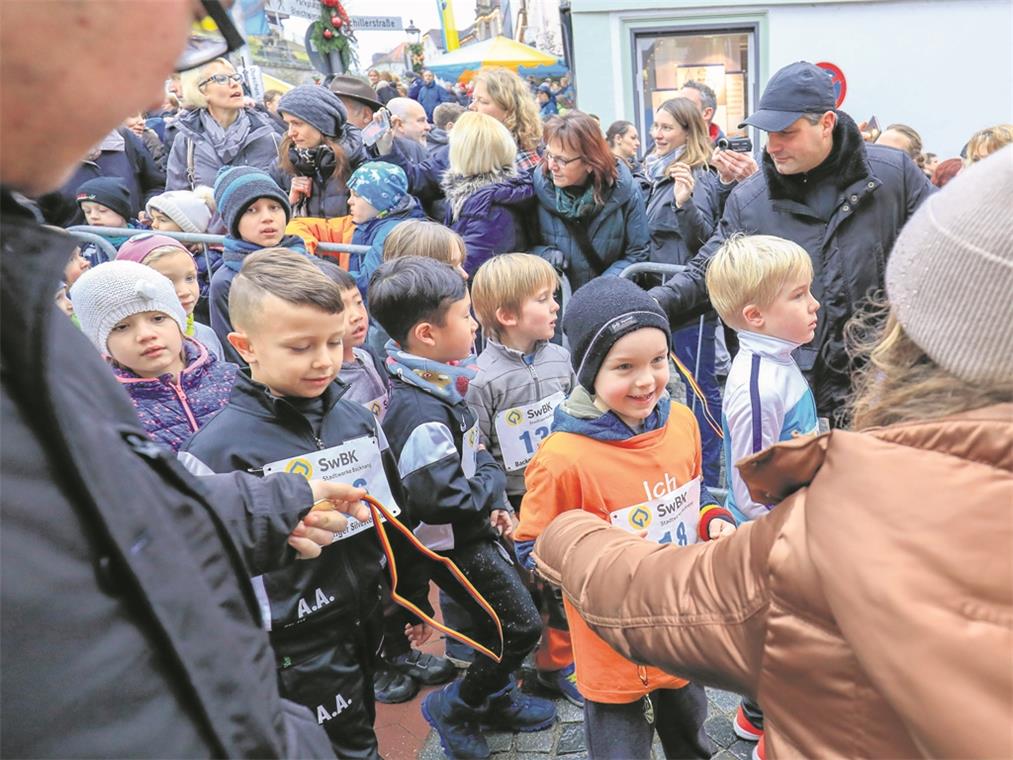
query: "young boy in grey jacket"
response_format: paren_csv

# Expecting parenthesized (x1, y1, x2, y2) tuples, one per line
(466, 252, 580, 706)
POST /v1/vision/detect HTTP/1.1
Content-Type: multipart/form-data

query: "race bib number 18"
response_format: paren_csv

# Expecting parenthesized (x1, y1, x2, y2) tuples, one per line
(609, 477, 701, 546)
(263, 435, 400, 542)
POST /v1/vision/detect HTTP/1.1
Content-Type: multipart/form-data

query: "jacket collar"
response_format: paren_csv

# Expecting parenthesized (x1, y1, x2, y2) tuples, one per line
(762, 111, 870, 204)
(483, 337, 547, 364)
(737, 330, 800, 364)
(740, 403, 1013, 505)
(553, 385, 671, 441)
(229, 369, 349, 420)
(534, 157, 635, 216)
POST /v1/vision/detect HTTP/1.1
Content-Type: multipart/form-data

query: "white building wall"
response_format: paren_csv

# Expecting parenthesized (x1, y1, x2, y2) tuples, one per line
(571, 0, 1012, 156)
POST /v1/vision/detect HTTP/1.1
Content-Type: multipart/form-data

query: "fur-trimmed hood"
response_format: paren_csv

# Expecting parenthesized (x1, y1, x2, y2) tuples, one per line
(441, 166, 534, 222)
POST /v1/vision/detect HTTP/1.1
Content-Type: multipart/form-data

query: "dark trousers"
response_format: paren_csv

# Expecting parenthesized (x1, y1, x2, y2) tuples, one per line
(584, 683, 714, 760)
(431, 538, 542, 706)
(274, 602, 383, 759)
(672, 317, 722, 488)
(740, 695, 764, 731)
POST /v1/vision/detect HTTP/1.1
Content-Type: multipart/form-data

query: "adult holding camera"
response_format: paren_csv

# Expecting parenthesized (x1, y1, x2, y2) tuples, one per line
(642, 97, 723, 486)
(166, 56, 280, 190)
(1, 2, 370, 756)
(652, 61, 934, 423)
(271, 84, 368, 219)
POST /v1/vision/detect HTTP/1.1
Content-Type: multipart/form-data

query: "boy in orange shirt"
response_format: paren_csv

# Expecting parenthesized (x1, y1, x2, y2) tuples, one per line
(515, 277, 735, 758)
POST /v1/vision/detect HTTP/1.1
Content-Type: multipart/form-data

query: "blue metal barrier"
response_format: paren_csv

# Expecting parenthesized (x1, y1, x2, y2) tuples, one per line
(66, 225, 370, 257)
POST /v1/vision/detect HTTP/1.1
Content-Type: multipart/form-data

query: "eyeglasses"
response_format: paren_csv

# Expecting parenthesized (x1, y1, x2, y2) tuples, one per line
(199, 72, 244, 88)
(544, 151, 583, 167)
(175, 0, 246, 73)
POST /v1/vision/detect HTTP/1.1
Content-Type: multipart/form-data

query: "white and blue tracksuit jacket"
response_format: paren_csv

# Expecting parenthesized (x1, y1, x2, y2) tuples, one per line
(722, 331, 819, 522)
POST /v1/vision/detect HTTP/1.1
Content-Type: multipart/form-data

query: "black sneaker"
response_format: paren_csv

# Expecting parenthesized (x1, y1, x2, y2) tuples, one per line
(389, 649, 458, 686)
(373, 666, 419, 704)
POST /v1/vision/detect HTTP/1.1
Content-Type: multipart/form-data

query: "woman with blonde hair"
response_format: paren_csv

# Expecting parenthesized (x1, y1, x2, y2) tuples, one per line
(440, 111, 534, 275)
(532, 148, 1013, 760)
(166, 58, 279, 190)
(643, 96, 723, 486)
(965, 123, 1013, 164)
(470, 67, 544, 171)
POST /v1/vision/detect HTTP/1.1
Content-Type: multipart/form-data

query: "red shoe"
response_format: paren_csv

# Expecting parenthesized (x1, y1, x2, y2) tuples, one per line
(734, 704, 764, 741)
(751, 734, 766, 760)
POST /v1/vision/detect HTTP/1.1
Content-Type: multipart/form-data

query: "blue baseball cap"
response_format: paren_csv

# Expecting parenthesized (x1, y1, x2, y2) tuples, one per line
(739, 61, 837, 133)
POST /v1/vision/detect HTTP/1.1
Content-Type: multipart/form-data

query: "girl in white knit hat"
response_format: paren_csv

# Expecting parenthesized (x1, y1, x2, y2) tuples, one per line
(70, 260, 237, 452)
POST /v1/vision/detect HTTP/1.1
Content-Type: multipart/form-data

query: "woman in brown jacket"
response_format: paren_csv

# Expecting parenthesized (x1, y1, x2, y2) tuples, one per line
(533, 147, 1013, 759)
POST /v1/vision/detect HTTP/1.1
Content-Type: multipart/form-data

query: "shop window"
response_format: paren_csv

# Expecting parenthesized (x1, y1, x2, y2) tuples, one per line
(634, 27, 755, 141)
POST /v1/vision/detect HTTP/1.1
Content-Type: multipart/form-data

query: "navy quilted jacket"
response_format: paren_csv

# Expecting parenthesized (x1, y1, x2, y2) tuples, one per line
(113, 338, 238, 452)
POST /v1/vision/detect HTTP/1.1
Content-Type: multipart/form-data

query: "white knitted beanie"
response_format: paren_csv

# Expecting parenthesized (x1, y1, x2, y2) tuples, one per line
(69, 261, 187, 354)
(885, 145, 1013, 384)
(146, 189, 213, 234)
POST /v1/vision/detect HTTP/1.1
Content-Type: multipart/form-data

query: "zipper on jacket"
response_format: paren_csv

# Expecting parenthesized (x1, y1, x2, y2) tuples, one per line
(167, 379, 200, 432)
(526, 361, 542, 398)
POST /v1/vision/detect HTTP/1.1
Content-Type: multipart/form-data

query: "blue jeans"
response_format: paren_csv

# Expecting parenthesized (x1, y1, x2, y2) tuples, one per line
(672, 317, 722, 488)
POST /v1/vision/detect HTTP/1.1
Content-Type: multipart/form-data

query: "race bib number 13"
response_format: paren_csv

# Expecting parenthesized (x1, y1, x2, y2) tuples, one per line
(494, 391, 565, 471)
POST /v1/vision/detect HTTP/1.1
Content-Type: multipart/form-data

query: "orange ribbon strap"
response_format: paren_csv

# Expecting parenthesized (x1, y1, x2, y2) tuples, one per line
(360, 493, 504, 663)
(670, 351, 724, 440)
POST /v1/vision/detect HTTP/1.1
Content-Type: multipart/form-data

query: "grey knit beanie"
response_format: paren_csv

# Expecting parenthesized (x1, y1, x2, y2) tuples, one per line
(886, 145, 1013, 384)
(146, 189, 213, 233)
(70, 261, 187, 354)
(563, 276, 671, 392)
(277, 84, 348, 138)
(213, 166, 290, 239)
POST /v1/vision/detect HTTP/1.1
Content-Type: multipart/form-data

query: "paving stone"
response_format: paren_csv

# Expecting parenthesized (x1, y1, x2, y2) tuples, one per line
(418, 732, 447, 760)
(705, 714, 738, 748)
(487, 731, 515, 753)
(515, 753, 551, 760)
(713, 751, 741, 760)
(555, 722, 586, 754)
(706, 688, 741, 713)
(557, 700, 583, 723)
(728, 738, 756, 760)
(517, 729, 555, 752)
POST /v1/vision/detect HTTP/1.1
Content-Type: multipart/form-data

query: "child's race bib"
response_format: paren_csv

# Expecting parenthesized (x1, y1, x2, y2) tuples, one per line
(362, 393, 389, 422)
(461, 420, 480, 479)
(263, 435, 400, 542)
(493, 391, 566, 471)
(609, 477, 701, 546)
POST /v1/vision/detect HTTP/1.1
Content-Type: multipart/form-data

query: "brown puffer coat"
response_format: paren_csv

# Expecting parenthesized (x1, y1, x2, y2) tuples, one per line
(533, 405, 1013, 759)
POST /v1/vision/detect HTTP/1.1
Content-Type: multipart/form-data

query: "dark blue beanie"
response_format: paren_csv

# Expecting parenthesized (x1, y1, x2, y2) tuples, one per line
(563, 277, 672, 392)
(213, 166, 291, 238)
(76, 177, 133, 222)
(277, 84, 348, 138)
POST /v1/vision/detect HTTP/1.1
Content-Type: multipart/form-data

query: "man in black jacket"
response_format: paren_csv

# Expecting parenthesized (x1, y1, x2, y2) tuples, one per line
(0, 2, 368, 756)
(652, 62, 934, 423)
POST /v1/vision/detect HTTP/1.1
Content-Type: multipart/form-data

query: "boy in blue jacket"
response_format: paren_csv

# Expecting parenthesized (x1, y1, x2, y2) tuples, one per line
(705, 233, 821, 754)
(180, 249, 430, 759)
(347, 161, 425, 297)
(370, 256, 556, 759)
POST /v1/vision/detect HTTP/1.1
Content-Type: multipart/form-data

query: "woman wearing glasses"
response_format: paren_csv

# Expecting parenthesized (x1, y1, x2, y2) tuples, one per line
(530, 111, 650, 291)
(166, 58, 280, 191)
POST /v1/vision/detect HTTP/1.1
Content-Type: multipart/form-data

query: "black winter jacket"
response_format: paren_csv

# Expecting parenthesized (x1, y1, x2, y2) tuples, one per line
(179, 372, 430, 637)
(270, 125, 369, 219)
(644, 166, 719, 268)
(651, 113, 934, 419)
(382, 377, 504, 553)
(0, 191, 332, 758)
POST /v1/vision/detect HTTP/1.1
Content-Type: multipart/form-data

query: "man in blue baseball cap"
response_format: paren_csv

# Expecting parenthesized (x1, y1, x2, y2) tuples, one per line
(651, 60, 934, 428)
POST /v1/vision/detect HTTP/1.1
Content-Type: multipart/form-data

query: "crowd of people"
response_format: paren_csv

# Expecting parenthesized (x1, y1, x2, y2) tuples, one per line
(2, 3, 1011, 760)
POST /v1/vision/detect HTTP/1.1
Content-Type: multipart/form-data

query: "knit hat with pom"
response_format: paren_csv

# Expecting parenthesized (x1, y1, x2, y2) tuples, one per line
(69, 260, 187, 353)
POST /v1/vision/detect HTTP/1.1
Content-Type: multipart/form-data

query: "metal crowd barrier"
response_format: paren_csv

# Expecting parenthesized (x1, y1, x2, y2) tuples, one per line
(66, 225, 370, 263)
(619, 261, 687, 282)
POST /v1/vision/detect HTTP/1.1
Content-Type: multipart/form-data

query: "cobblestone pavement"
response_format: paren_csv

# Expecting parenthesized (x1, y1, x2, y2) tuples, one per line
(418, 671, 756, 760)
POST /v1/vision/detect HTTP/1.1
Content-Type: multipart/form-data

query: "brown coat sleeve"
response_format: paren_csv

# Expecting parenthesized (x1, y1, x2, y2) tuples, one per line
(532, 503, 795, 697)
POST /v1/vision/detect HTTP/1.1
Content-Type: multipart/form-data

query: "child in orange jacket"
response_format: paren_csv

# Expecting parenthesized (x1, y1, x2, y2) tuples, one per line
(515, 277, 736, 759)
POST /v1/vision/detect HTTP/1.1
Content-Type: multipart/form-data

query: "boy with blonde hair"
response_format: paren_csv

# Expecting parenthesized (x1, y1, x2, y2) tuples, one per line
(705, 233, 821, 752)
(466, 253, 579, 703)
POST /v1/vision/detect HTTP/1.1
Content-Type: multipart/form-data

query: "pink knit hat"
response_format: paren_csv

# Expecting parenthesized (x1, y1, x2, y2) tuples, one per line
(116, 233, 192, 265)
